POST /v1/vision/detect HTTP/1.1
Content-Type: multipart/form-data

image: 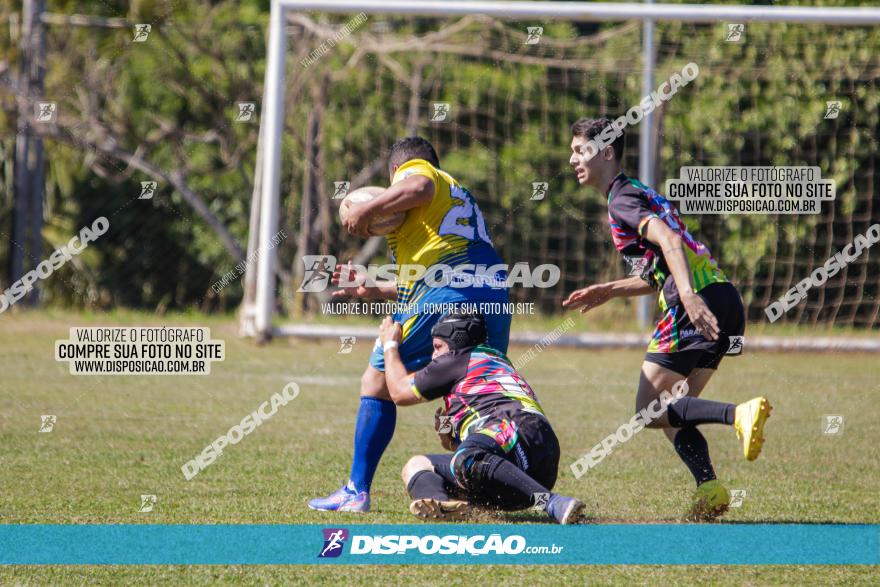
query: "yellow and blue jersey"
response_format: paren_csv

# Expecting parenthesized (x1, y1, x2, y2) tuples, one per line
(387, 158, 504, 308)
(369, 159, 511, 372)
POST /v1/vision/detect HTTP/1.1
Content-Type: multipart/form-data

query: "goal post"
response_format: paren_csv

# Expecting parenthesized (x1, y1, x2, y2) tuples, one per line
(246, 0, 880, 342)
(252, 0, 287, 342)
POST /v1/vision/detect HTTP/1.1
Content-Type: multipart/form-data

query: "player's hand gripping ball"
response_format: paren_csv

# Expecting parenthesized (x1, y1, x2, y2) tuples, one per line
(339, 186, 406, 237)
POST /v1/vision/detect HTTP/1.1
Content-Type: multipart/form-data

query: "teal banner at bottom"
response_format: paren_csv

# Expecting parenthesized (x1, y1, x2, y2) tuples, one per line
(0, 524, 877, 565)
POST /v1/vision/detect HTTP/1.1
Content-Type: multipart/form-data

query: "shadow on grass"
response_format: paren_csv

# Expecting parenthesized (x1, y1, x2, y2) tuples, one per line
(453, 510, 862, 525)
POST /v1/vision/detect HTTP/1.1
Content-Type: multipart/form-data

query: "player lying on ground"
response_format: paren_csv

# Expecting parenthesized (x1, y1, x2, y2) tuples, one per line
(377, 312, 586, 525)
(563, 118, 772, 521)
(309, 137, 511, 513)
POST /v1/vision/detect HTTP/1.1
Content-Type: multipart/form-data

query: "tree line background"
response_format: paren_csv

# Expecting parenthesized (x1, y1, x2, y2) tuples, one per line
(1, 0, 878, 327)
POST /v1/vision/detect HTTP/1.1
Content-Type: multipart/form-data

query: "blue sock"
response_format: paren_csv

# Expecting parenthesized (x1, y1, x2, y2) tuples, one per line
(348, 397, 397, 493)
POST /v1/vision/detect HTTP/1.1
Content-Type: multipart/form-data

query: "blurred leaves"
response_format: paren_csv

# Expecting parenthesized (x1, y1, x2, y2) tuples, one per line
(0, 1, 878, 324)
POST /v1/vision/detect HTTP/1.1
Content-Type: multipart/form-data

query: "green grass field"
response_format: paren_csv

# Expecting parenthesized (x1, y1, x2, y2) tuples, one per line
(1, 311, 878, 585)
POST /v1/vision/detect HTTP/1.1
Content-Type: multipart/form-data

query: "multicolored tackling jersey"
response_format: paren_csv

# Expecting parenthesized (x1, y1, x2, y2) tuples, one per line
(387, 159, 506, 310)
(607, 173, 728, 311)
(409, 344, 546, 452)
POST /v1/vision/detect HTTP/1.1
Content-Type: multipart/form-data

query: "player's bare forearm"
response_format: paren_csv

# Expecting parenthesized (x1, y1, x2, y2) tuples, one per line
(605, 276, 656, 298)
(377, 316, 422, 406)
(364, 281, 398, 300)
(365, 175, 434, 216)
(643, 218, 720, 339)
(332, 260, 398, 300)
(382, 348, 421, 406)
(643, 219, 695, 296)
(563, 276, 653, 312)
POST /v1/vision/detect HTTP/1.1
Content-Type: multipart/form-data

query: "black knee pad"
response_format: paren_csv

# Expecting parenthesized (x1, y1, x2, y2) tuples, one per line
(451, 446, 504, 492)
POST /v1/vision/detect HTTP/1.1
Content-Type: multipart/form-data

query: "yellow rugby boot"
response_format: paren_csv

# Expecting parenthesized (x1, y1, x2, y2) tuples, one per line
(685, 479, 730, 522)
(734, 397, 773, 461)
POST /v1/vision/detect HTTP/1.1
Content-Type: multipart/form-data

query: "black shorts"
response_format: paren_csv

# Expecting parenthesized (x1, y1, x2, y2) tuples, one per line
(645, 282, 745, 377)
(425, 414, 560, 510)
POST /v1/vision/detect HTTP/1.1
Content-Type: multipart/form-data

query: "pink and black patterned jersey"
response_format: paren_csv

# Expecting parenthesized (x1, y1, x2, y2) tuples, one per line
(410, 344, 546, 451)
(607, 172, 728, 311)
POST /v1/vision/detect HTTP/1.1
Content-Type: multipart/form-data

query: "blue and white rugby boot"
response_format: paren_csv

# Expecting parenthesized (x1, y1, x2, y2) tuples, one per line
(308, 481, 371, 512)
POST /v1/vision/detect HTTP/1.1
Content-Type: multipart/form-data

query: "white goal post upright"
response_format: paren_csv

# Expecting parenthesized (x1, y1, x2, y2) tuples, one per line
(253, 1, 287, 342)
(249, 0, 880, 341)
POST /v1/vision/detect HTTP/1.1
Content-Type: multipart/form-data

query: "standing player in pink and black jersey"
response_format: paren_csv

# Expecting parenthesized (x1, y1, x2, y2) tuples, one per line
(563, 117, 773, 521)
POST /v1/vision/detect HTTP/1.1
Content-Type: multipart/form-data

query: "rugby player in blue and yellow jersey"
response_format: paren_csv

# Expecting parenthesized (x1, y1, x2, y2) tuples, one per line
(562, 118, 773, 521)
(309, 137, 511, 512)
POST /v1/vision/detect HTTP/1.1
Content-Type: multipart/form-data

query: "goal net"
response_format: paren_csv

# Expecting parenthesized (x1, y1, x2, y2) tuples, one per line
(244, 2, 880, 339)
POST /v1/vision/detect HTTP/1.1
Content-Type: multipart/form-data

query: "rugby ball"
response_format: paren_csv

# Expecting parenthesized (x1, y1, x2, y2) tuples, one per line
(338, 186, 405, 236)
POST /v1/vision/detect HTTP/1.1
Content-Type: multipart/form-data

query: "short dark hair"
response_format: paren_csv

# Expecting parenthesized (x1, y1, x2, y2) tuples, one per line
(388, 136, 440, 172)
(570, 117, 625, 161)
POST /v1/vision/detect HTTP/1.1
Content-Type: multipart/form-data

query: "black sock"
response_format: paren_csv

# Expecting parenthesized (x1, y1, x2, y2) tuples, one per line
(666, 396, 735, 427)
(406, 470, 449, 501)
(674, 426, 717, 486)
(481, 454, 550, 509)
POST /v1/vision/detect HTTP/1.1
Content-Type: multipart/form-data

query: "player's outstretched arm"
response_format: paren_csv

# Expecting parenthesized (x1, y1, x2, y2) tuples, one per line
(343, 175, 434, 237)
(642, 218, 720, 340)
(563, 276, 654, 313)
(331, 260, 397, 300)
(378, 316, 424, 406)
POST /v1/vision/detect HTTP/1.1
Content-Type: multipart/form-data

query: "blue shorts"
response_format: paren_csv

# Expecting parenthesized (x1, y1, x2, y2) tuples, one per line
(369, 297, 511, 372)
